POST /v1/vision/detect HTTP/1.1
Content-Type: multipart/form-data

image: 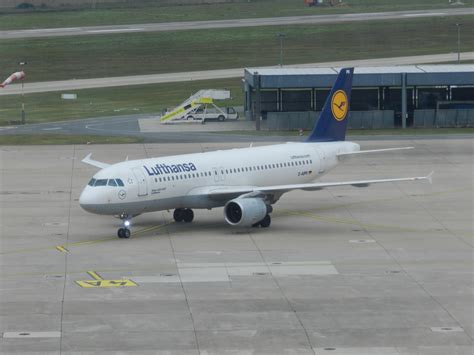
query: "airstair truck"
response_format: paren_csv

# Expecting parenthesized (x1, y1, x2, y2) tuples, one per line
(159, 89, 237, 124)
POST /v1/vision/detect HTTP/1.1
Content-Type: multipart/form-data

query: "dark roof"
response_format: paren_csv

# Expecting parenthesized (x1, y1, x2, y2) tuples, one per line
(244, 65, 474, 88)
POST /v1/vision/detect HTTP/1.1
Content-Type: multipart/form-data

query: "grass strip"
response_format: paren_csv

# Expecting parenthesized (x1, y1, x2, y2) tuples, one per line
(0, 78, 243, 126)
(0, 0, 469, 30)
(0, 134, 143, 145)
(1, 16, 472, 82)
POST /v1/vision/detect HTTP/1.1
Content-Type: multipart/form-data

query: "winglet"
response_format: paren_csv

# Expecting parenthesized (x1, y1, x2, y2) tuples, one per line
(81, 153, 110, 169)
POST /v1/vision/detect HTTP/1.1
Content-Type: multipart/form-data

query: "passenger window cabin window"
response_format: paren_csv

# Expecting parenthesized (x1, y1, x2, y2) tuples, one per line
(88, 178, 96, 186)
(116, 179, 124, 186)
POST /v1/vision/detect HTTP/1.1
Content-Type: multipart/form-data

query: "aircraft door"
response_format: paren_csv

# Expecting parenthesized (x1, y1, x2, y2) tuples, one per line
(213, 167, 225, 183)
(315, 148, 326, 174)
(132, 167, 148, 196)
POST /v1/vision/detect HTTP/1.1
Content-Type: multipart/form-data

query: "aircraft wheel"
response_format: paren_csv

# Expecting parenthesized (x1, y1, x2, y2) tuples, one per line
(183, 209, 194, 223)
(259, 215, 271, 228)
(173, 208, 185, 222)
(118, 228, 125, 238)
(123, 228, 131, 238)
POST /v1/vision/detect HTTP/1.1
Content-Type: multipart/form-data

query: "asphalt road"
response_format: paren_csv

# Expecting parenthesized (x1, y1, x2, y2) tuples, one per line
(1, 114, 472, 144)
(0, 8, 471, 40)
(1, 52, 473, 96)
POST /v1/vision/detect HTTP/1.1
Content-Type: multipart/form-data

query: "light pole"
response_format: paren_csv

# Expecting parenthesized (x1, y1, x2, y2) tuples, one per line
(277, 33, 286, 67)
(455, 23, 461, 64)
(19, 61, 27, 124)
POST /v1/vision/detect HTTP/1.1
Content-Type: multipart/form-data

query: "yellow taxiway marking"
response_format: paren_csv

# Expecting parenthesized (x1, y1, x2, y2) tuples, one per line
(55, 246, 69, 253)
(1, 221, 173, 256)
(87, 271, 103, 280)
(76, 270, 137, 288)
(76, 279, 137, 288)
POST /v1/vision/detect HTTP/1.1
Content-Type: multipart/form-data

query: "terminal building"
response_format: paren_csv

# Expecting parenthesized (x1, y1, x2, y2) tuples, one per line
(243, 65, 474, 129)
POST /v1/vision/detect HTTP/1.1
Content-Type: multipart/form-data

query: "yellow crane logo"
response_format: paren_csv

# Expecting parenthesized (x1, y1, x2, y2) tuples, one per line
(331, 90, 349, 121)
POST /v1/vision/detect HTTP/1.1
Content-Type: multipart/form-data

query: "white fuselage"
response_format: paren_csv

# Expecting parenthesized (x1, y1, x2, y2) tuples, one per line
(79, 141, 360, 216)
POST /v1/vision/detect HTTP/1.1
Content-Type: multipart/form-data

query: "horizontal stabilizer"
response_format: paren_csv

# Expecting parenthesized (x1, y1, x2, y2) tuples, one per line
(337, 147, 414, 158)
(81, 153, 110, 169)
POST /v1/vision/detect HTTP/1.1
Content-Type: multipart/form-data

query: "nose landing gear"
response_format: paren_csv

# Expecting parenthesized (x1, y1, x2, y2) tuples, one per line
(117, 214, 131, 238)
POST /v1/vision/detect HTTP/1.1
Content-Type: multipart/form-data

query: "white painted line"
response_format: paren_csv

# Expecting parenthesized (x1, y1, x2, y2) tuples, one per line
(126, 261, 339, 283)
(129, 275, 180, 283)
(87, 28, 143, 34)
(180, 267, 230, 282)
(403, 13, 446, 17)
(43, 127, 61, 131)
(3, 331, 61, 338)
(313, 347, 399, 354)
(349, 239, 376, 244)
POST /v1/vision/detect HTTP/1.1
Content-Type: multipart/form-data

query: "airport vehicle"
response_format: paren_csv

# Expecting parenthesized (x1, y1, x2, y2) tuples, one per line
(159, 89, 233, 123)
(80, 68, 432, 238)
(186, 106, 238, 122)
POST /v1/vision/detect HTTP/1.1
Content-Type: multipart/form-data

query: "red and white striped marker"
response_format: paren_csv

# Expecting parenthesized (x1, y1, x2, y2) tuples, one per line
(0, 71, 25, 88)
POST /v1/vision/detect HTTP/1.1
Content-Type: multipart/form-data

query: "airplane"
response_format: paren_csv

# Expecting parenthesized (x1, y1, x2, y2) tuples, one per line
(79, 68, 433, 238)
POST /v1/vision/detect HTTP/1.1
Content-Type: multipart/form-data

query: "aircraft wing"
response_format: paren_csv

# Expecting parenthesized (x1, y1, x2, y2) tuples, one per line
(204, 172, 433, 200)
(81, 153, 110, 169)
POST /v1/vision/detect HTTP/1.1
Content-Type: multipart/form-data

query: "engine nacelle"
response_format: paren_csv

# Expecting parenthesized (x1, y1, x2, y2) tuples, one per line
(224, 198, 268, 227)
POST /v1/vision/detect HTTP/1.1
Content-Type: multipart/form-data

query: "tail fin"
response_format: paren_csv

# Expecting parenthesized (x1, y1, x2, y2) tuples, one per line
(306, 67, 354, 142)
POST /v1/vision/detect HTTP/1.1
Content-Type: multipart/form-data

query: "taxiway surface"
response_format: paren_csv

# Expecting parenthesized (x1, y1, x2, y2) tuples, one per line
(1, 8, 470, 40)
(0, 138, 472, 354)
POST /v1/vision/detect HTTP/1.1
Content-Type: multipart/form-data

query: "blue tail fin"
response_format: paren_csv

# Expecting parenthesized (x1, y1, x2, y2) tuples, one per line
(306, 67, 354, 142)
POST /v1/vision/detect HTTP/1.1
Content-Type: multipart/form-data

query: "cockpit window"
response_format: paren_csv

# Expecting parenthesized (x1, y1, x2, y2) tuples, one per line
(88, 178, 96, 186)
(95, 179, 108, 186)
(108, 179, 117, 187)
(116, 179, 124, 186)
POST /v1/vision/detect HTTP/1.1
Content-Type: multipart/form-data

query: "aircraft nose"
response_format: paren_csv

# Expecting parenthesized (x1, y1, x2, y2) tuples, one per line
(79, 187, 96, 212)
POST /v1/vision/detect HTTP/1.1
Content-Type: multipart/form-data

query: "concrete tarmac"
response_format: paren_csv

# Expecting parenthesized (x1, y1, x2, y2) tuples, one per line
(0, 138, 472, 354)
(1, 8, 471, 40)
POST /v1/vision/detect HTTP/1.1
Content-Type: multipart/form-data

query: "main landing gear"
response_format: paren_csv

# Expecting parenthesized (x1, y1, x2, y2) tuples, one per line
(252, 214, 271, 228)
(173, 208, 194, 223)
(117, 214, 131, 239)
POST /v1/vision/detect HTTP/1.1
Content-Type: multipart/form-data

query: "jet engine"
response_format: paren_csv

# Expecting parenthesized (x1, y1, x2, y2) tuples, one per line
(224, 198, 269, 227)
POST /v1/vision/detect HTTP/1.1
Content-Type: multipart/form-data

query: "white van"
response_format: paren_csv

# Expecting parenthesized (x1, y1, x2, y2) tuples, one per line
(186, 107, 239, 122)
